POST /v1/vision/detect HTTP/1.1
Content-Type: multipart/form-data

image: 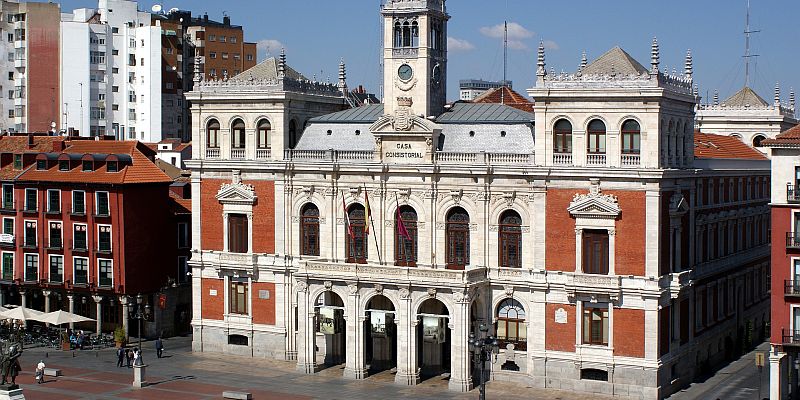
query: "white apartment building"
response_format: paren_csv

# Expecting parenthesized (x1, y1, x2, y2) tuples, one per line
(60, 0, 161, 141)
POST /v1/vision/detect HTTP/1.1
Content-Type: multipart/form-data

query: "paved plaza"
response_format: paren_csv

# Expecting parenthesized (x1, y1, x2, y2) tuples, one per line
(14, 336, 615, 400)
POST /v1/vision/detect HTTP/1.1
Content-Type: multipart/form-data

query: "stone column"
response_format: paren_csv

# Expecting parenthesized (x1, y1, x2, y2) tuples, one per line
(67, 294, 75, 330)
(448, 292, 471, 392)
(92, 295, 103, 335)
(343, 283, 366, 379)
(119, 296, 130, 338)
(394, 288, 419, 385)
(770, 350, 787, 400)
(295, 281, 316, 374)
(42, 290, 51, 327)
(19, 290, 26, 308)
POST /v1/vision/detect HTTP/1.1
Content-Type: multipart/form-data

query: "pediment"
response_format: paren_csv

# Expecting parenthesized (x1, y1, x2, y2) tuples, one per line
(568, 189, 620, 219)
(216, 182, 257, 205)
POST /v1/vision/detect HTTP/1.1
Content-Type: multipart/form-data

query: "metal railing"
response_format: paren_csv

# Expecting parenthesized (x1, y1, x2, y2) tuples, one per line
(782, 328, 800, 345)
(787, 184, 800, 203)
(785, 280, 800, 296)
(786, 232, 800, 249)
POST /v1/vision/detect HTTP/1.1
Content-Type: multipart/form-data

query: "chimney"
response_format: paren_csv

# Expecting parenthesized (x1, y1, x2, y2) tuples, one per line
(223, 15, 230, 26)
(27, 134, 33, 148)
(52, 140, 65, 153)
(203, 13, 208, 22)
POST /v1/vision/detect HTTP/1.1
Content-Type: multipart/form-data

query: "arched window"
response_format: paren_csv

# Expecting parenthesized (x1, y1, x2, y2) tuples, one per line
(206, 119, 220, 149)
(446, 207, 470, 270)
(395, 205, 417, 267)
(587, 119, 606, 154)
(753, 134, 766, 147)
(402, 21, 411, 47)
(393, 21, 402, 48)
(288, 120, 298, 149)
(346, 204, 367, 264)
(257, 119, 271, 149)
(231, 119, 245, 149)
(499, 210, 522, 268)
(496, 299, 526, 350)
(621, 119, 641, 154)
(553, 119, 572, 154)
(300, 203, 319, 256)
(411, 21, 419, 47)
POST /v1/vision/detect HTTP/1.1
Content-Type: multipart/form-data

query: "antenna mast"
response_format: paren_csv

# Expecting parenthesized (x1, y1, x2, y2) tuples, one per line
(501, 21, 507, 104)
(743, 0, 760, 87)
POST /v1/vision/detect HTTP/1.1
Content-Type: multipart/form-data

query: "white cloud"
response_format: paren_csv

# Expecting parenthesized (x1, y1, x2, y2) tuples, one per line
(542, 40, 560, 50)
(448, 37, 475, 52)
(256, 39, 285, 59)
(479, 22, 534, 40)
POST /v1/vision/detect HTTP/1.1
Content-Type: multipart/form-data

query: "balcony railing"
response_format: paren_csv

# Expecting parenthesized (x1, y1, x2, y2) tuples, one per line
(621, 154, 641, 167)
(787, 184, 800, 203)
(786, 232, 800, 249)
(586, 153, 606, 166)
(206, 148, 220, 158)
(553, 153, 572, 165)
(782, 328, 800, 345)
(785, 280, 800, 296)
(256, 148, 271, 160)
(230, 148, 245, 159)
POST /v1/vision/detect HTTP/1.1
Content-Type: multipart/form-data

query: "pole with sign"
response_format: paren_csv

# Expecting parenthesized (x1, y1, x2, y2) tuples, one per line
(755, 352, 765, 399)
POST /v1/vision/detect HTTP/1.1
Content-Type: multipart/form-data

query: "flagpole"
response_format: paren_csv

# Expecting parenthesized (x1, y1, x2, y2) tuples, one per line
(364, 185, 382, 265)
(396, 197, 406, 266)
(342, 190, 355, 263)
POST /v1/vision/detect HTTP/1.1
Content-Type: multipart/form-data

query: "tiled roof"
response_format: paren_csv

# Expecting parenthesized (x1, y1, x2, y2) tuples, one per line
(16, 140, 172, 185)
(472, 87, 534, 113)
(231, 57, 305, 81)
(169, 191, 191, 215)
(694, 132, 768, 160)
(581, 46, 648, 76)
(762, 124, 800, 147)
(0, 136, 66, 154)
(722, 86, 769, 107)
(437, 103, 534, 124)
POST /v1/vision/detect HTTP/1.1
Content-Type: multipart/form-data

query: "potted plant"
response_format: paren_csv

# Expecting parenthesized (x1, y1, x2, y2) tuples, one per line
(114, 326, 127, 348)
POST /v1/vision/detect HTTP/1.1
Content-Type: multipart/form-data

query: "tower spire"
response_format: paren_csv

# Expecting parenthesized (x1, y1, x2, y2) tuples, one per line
(713, 90, 719, 106)
(338, 58, 348, 97)
(774, 82, 781, 106)
(650, 37, 660, 76)
(684, 49, 693, 81)
(278, 48, 286, 78)
(536, 41, 546, 83)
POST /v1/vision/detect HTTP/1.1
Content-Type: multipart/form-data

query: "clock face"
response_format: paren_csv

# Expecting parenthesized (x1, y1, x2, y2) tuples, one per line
(398, 64, 413, 81)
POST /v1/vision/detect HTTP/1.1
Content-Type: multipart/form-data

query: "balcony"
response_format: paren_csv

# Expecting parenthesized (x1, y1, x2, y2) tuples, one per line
(230, 148, 245, 159)
(301, 259, 487, 286)
(782, 328, 800, 346)
(785, 280, 800, 297)
(14, 58, 24, 69)
(205, 148, 220, 158)
(0, 234, 14, 248)
(95, 245, 112, 255)
(255, 148, 271, 160)
(787, 184, 800, 203)
(621, 154, 641, 167)
(786, 232, 800, 250)
(553, 153, 572, 165)
(586, 153, 607, 166)
(47, 239, 62, 251)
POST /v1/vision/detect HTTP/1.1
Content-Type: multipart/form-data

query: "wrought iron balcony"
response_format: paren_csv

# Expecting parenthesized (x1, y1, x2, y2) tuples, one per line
(788, 184, 800, 203)
(785, 280, 800, 296)
(782, 328, 800, 345)
(786, 232, 800, 249)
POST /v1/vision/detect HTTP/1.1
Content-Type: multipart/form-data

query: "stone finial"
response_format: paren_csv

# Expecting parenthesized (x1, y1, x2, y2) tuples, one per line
(693, 83, 699, 97)
(536, 41, 546, 79)
(278, 48, 286, 78)
(193, 55, 202, 83)
(580, 51, 587, 70)
(775, 82, 781, 106)
(790, 88, 795, 110)
(650, 37, 660, 75)
(338, 58, 348, 95)
(684, 49, 693, 80)
(713, 90, 719, 106)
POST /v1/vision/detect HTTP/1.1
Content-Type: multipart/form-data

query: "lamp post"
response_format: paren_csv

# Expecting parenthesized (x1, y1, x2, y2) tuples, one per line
(468, 323, 499, 400)
(130, 293, 151, 365)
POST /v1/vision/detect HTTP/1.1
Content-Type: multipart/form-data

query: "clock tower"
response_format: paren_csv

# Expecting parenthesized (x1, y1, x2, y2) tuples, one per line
(382, 0, 449, 118)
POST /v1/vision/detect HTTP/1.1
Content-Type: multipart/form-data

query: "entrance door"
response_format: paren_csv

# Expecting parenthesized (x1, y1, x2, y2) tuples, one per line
(315, 291, 346, 367)
(417, 299, 450, 379)
(365, 295, 397, 373)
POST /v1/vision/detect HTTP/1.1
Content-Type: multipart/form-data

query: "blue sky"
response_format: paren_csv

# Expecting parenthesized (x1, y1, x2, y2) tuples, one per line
(57, 0, 800, 104)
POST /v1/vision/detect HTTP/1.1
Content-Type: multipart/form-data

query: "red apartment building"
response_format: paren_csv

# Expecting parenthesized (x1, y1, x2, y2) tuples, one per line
(0, 134, 190, 338)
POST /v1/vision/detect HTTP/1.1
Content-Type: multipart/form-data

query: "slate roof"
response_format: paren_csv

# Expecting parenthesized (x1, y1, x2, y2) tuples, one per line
(472, 86, 535, 113)
(437, 124, 533, 154)
(581, 46, 648, 76)
(230, 57, 305, 81)
(761, 124, 800, 147)
(436, 103, 534, 124)
(294, 123, 375, 151)
(722, 86, 769, 107)
(308, 104, 384, 123)
(694, 132, 768, 160)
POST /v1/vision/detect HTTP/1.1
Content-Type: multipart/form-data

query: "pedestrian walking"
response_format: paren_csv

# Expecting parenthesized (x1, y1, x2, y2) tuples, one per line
(116, 346, 125, 368)
(35, 360, 45, 384)
(155, 336, 163, 358)
(125, 348, 132, 368)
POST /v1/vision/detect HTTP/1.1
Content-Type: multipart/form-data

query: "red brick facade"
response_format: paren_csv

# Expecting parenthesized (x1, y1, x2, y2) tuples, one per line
(613, 308, 645, 358)
(614, 191, 646, 276)
(250, 181, 275, 254)
(545, 189, 576, 272)
(251, 282, 276, 325)
(201, 278, 224, 320)
(200, 178, 225, 251)
(545, 303, 576, 352)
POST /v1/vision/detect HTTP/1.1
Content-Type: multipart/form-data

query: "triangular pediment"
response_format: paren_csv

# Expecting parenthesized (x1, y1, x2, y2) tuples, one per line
(216, 182, 257, 205)
(568, 190, 621, 219)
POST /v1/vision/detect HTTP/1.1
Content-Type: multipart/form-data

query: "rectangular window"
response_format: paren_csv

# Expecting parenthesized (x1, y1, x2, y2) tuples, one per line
(47, 189, 60, 213)
(49, 255, 63, 283)
(36, 160, 46, 170)
(228, 214, 248, 253)
(82, 160, 93, 171)
(107, 161, 118, 173)
(73, 224, 87, 250)
(96, 191, 109, 216)
(2, 217, 12, 236)
(23, 221, 35, 248)
(98, 225, 111, 252)
(24, 253, 37, 282)
(72, 191, 85, 214)
(12, 155, 20, 170)
(24, 188, 36, 211)
(58, 160, 69, 171)
(2, 184, 13, 209)
(178, 222, 189, 248)
(73, 257, 89, 285)
(1, 252, 12, 281)
(90, 51, 106, 64)
(582, 230, 609, 274)
(98, 259, 112, 287)
(49, 222, 62, 249)
(229, 279, 248, 314)
(582, 305, 609, 345)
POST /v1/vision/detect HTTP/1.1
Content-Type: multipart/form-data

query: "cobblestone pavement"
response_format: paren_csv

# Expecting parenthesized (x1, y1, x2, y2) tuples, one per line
(14, 336, 616, 400)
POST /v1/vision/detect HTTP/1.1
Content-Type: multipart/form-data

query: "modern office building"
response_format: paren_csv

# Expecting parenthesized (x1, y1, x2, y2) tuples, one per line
(459, 79, 511, 101)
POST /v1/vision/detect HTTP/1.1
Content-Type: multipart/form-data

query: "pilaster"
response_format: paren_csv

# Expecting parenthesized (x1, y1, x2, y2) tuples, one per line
(344, 283, 367, 379)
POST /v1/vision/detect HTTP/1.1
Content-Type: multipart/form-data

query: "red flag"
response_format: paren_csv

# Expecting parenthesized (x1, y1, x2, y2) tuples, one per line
(342, 193, 355, 240)
(396, 201, 411, 241)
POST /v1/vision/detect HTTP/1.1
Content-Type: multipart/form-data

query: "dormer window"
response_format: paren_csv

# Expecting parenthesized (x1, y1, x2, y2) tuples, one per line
(13, 154, 21, 170)
(82, 160, 93, 172)
(58, 160, 69, 171)
(36, 159, 46, 170)
(107, 161, 118, 172)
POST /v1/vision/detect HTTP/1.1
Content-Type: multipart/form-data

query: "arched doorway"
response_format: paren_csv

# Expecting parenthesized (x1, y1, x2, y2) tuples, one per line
(314, 291, 346, 368)
(365, 295, 396, 374)
(417, 298, 450, 379)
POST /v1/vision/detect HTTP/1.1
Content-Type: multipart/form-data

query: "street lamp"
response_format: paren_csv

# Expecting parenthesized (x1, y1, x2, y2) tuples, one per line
(130, 293, 151, 365)
(468, 323, 499, 400)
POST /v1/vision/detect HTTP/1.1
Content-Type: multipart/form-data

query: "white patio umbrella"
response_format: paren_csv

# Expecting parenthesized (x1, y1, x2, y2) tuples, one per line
(37, 310, 94, 326)
(0, 306, 45, 322)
